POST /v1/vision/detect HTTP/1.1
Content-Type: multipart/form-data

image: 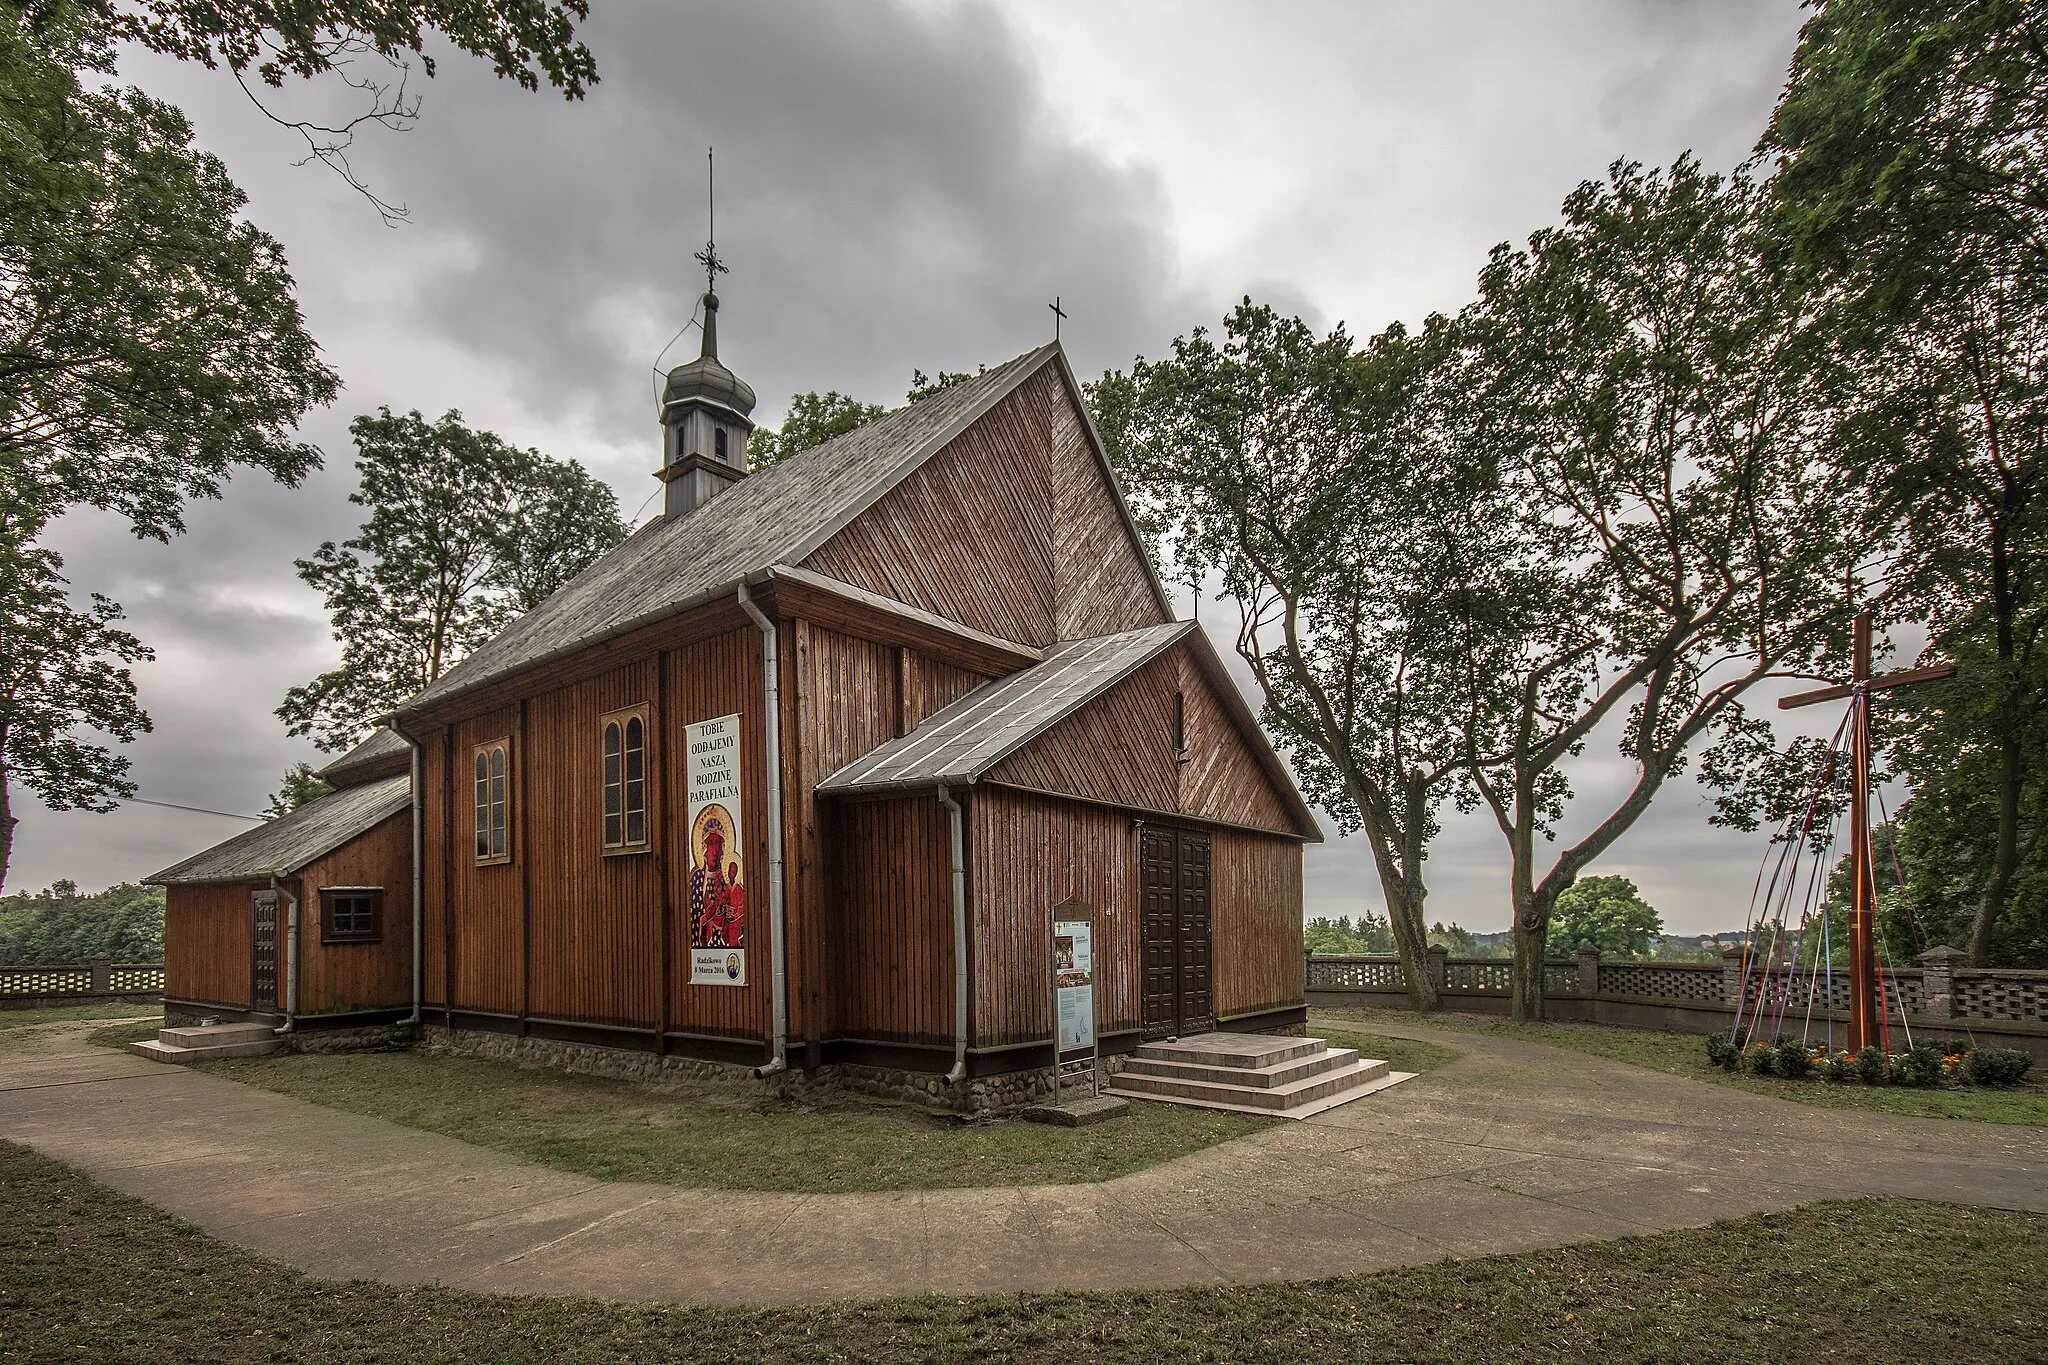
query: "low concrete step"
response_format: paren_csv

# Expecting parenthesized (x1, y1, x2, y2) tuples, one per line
(1120, 1046, 1361, 1090)
(1135, 1033, 1324, 1070)
(1110, 1056, 1391, 1111)
(158, 1022, 275, 1048)
(131, 1022, 284, 1064)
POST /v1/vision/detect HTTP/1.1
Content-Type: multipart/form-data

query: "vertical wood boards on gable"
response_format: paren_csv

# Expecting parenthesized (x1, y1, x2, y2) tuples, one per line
(164, 883, 257, 1008)
(982, 641, 1301, 838)
(969, 786, 1139, 1048)
(800, 374, 1060, 646)
(986, 653, 1180, 814)
(902, 652, 985, 732)
(1175, 648, 1298, 834)
(296, 811, 413, 1014)
(824, 793, 953, 1045)
(1032, 366, 1171, 639)
(1210, 827, 1305, 1018)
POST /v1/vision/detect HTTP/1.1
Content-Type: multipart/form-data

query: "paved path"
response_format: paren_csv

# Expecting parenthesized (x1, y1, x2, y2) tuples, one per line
(0, 1016, 2042, 1304)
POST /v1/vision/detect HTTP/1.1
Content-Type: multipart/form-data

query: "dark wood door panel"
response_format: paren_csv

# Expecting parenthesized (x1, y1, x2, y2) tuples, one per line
(251, 890, 278, 1008)
(1177, 829, 1213, 1033)
(1140, 825, 1179, 1038)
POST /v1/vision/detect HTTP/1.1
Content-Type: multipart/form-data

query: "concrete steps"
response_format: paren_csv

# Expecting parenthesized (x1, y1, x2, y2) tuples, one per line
(1105, 1032, 1413, 1119)
(130, 1021, 283, 1064)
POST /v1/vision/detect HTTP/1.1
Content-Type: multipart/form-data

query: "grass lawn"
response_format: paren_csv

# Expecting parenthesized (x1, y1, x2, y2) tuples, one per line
(100, 1026, 1450, 1195)
(0, 1002, 159, 1030)
(1321, 1007, 2048, 1125)
(2, 1140, 2041, 1364)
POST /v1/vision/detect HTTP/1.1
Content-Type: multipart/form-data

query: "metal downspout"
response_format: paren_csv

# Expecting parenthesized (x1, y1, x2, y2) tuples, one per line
(270, 874, 299, 1036)
(737, 583, 789, 1079)
(937, 784, 969, 1085)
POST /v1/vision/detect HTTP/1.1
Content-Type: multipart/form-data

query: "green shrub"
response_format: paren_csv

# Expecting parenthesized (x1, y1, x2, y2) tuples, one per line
(1774, 1036, 1813, 1079)
(1964, 1047, 2035, 1086)
(1744, 1041, 1778, 1076)
(1855, 1046, 1889, 1085)
(1893, 1043, 1948, 1088)
(1815, 1050, 1855, 1083)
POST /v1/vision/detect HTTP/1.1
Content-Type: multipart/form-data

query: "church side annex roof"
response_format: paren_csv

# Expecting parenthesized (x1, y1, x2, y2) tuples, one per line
(316, 727, 411, 788)
(400, 341, 1121, 718)
(146, 774, 413, 886)
(819, 621, 1191, 794)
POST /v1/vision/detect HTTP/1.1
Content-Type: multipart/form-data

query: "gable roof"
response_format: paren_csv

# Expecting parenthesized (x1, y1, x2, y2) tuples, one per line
(317, 728, 411, 788)
(399, 342, 1167, 719)
(819, 621, 1321, 839)
(146, 774, 412, 886)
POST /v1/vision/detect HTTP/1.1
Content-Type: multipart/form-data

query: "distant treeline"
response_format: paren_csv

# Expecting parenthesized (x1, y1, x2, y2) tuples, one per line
(0, 882, 163, 965)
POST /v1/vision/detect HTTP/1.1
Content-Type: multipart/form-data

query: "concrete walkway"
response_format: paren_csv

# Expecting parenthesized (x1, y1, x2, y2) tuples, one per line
(0, 1015, 2042, 1304)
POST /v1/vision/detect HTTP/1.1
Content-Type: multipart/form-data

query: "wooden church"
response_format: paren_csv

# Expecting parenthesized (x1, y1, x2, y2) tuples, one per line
(153, 296, 1322, 1105)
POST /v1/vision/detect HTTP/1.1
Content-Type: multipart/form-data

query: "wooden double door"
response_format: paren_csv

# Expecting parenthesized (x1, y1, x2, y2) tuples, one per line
(1140, 824, 1213, 1040)
(251, 890, 279, 1008)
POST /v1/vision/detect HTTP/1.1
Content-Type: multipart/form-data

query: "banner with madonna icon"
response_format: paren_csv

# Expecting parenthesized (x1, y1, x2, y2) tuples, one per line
(686, 713, 746, 986)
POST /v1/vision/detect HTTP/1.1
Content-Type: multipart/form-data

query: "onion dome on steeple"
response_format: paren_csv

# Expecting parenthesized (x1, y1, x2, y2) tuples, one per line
(660, 290, 757, 421)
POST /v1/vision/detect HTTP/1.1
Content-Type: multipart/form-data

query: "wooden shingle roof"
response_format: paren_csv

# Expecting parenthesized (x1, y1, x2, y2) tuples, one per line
(146, 775, 412, 885)
(400, 342, 1071, 718)
(316, 728, 410, 788)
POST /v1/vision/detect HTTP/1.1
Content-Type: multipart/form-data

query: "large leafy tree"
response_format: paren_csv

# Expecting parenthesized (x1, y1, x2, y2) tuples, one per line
(1767, 0, 2048, 965)
(1095, 302, 1495, 1011)
(748, 391, 884, 470)
(0, 878, 163, 965)
(1550, 875, 1662, 959)
(0, 546, 151, 886)
(278, 408, 626, 750)
(1455, 158, 1857, 1020)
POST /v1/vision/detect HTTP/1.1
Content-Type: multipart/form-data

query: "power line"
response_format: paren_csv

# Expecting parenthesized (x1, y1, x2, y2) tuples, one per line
(126, 796, 264, 822)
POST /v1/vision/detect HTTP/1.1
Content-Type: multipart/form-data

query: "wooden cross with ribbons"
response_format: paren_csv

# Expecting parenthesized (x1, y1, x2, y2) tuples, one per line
(1779, 610, 1955, 1051)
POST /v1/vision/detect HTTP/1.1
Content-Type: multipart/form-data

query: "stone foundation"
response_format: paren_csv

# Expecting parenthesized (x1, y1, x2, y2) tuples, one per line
(421, 1026, 1123, 1115)
(292, 1021, 419, 1053)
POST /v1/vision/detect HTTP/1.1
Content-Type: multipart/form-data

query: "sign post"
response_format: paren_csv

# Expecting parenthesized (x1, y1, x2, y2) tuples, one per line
(1052, 916, 1098, 1102)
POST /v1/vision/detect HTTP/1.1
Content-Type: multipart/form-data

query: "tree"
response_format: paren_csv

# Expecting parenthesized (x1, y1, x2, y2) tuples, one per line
(0, 546, 151, 887)
(265, 763, 334, 818)
(1455, 158, 1857, 1020)
(278, 408, 626, 750)
(0, 9, 337, 552)
(1767, 1, 2048, 966)
(22, 0, 598, 221)
(1095, 302, 1494, 1011)
(1551, 875, 1662, 959)
(748, 391, 885, 470)
(1304, 914, 1394, 955)
(0, 879, 164, 964)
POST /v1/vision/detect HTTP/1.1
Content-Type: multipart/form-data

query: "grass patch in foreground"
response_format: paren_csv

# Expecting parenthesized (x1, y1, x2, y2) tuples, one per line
(1327, 1008, 2048, 1125)
(195, 1048, 1273, 1193)
(1311, 1025, 1461, 1076)
(87, 1020, 163, 1049)
(2, 1140, 2042, 1364)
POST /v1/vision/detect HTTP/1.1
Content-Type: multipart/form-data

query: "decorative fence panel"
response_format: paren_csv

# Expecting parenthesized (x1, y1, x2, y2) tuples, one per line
(1308, 951, 2042, 1026)
(1599, 962, 1723, 1003)
(1950, 971, 2048, 1022)
(0, 962, 163, 1000)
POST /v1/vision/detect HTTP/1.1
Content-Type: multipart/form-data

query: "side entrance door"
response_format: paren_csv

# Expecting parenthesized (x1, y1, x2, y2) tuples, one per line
(1140, 825, 1213, 1040)
(251, 890, 278, 1008)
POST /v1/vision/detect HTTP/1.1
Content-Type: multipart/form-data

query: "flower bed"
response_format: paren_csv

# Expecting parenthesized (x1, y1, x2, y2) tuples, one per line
(1705, 1031, 2034, 1088)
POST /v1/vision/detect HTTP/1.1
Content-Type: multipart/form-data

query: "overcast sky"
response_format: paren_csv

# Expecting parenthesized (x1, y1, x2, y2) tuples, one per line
(26, 0, 1862, 935)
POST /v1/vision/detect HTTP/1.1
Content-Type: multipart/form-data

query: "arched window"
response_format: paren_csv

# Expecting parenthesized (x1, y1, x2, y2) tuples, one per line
(602, 705, 651, 851)
(474, 740, 510, 863)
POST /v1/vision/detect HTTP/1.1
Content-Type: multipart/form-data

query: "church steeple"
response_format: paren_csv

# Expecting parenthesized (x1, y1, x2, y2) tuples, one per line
(657, 150, 756, 520)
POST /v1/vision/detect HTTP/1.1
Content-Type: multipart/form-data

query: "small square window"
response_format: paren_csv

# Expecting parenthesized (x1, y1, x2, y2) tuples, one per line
(321, 888, 383, 944)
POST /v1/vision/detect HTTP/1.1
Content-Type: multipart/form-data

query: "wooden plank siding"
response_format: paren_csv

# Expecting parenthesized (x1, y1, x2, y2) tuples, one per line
(1210, 827, 1305, 1019)
(802, 367, 1168, 650)
(164, 882, 257, 1008)
(823, 794, 955, 1045)
(969, 786, 1141, 1048)
(295, 810, 413, 1014)
(984, 642, 1299, 839)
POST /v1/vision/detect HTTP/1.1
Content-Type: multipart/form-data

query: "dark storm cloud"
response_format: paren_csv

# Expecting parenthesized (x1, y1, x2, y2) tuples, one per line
(373, 2, 1194, 432)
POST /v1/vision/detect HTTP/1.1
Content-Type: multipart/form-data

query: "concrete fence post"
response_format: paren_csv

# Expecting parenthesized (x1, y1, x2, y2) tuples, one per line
(87, 956, 110, 994)
(1426, 944, 1449, 995)
(1721, 945, 1749, 1008)
(1917, 945, 1962, 1023)
(1576, 944, 1601, 996)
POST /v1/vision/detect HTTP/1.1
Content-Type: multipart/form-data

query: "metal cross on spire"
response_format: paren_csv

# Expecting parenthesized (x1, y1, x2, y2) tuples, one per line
(693, 146, 729, 297)
(1049, 295, 1067, 341)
